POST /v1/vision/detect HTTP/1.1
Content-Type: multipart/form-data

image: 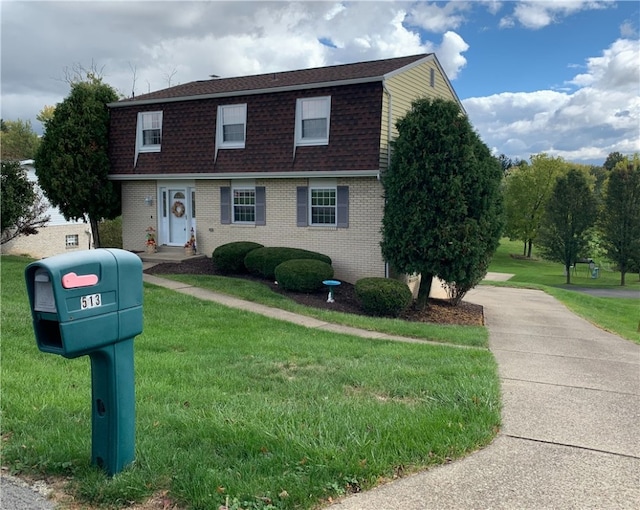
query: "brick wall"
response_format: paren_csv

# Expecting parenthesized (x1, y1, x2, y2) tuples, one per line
(1, 223, 92, 259)
(122, 177, 386, 283)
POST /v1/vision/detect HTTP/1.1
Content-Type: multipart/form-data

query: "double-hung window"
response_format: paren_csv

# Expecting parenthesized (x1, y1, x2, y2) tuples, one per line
(233, 187, 255, 223)
(310, 188, 336, 225)
(295, 96, 331, 146)
(217, 104, 246, 149)
(220, 184, 266, 226)
(296, 182, 349, 228)
(138, 112, 162, 150)
(135, 111, 162, 165)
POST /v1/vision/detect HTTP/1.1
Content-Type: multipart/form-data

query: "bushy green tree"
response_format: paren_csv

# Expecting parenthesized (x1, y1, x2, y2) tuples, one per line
(537, 169, 597, 284)
(381, 98, 503, 308)
(502, 153, 569, 257)
(1, 161, 49, 244)
(0, 119, 40, 160)
(599, 156, 640, 285)
(35, 76, 120, 248)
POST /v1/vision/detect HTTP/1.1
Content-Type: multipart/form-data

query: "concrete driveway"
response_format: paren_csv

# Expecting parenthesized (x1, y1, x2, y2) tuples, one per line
(332, 286, 640, 509)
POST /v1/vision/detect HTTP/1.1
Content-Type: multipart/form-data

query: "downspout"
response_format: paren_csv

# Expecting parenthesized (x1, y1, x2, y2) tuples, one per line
(382, 80, 393, 279)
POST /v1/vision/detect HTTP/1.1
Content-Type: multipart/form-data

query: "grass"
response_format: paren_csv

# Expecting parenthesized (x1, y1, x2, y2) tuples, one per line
(487, 239, 640, 343)
(1, 256, 501, 509)
(164, 274, 487, 348)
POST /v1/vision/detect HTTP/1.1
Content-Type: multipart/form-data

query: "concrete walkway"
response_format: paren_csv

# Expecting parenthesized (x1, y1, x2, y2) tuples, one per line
(332, 286, 640, 509)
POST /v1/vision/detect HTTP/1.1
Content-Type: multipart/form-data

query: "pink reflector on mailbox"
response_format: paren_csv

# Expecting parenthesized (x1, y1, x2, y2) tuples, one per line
(62, 272, 99, 289)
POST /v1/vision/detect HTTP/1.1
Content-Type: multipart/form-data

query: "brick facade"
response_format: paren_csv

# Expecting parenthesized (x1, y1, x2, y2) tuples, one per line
(122, 177, 386, 283)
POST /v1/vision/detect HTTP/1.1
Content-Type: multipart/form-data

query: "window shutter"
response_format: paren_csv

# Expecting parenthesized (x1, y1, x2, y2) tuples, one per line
(255, 186, 266, 226)
(297, 187, 308, 227)
(337, 186, 349, 228)
(220, 187, 231, 224)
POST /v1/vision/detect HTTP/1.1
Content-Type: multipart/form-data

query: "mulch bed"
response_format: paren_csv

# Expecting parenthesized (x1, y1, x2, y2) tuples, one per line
(144, 257, 484, 326)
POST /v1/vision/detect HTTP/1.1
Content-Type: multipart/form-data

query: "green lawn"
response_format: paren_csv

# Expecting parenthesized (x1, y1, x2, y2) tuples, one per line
(1, 256, 500, 510)
(487, 239, 640, 343)
(164, 274, 487, 348)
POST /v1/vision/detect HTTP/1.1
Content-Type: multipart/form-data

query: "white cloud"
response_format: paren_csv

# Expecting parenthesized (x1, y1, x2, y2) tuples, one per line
(464, 37, 640, 164)
(406, 1, 471, 32)
(501, 0, 612, 30)
(435, 31, 469, 79)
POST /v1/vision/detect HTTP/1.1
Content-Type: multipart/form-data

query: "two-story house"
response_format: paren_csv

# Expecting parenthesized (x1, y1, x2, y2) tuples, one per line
(108, 53, 463, 283)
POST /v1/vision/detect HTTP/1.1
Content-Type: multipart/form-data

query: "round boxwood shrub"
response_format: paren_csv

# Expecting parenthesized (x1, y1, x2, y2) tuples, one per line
(212, 241, 264, 274)
(355, 277, 412, 317)
(274, 259, 334, 292)
(244, 247, 332, 279)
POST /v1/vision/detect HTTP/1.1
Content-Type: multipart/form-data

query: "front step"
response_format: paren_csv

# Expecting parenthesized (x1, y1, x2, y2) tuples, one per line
(137, 247, 206, 264)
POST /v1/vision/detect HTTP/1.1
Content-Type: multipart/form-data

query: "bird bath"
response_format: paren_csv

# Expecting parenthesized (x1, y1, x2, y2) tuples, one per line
(322, 280, 341, 303)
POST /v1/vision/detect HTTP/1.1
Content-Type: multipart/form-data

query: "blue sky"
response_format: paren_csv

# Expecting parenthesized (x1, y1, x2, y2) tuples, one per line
(1, 1, 639, 165)
(449, 2, 637, 97)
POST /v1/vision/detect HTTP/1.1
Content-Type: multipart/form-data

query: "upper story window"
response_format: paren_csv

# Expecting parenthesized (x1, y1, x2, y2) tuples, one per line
(137, 112, 162, 151)
(217, 104, 246, 149)
(295, 96, 331, 146)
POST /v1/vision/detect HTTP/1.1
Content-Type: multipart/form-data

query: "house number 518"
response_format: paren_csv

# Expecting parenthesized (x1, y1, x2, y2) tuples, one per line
(81, 293, 101, 310)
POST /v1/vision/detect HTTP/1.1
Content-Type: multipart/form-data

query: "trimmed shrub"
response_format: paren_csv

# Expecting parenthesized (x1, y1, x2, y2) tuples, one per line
(355, 277, 412, 317)
(212, 242, 264, 274)
(244, 247, 332, 279)
(275, 259, 334, 292)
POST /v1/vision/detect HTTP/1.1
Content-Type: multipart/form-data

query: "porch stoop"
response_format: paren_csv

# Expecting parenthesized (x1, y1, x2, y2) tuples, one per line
(137, 246, 206, 264)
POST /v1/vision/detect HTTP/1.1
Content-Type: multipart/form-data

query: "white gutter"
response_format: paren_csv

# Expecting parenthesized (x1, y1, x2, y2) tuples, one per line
(108, 169, 381, 181)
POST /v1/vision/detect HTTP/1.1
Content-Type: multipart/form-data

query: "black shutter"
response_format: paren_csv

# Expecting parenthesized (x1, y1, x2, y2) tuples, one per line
(337, 186, 349, 228)
(297, 187, 308, 227)
(220, 187, 231, 224)
(255, 186, 266, 226)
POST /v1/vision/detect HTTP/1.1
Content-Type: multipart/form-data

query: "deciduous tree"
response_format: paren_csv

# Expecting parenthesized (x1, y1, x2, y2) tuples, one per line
(502, 153, 569, 257)
(1, 161, 49, 244)
(537, 169, 597, 284)
(381, 98, 503, 308)
(0, 119, 40, 160)
(35, 76, 120, 248)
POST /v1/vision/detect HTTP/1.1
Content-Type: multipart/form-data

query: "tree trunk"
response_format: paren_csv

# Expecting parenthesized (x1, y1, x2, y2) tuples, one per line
(89, 215, 101, 248)
(565, 264, 571, 284)
(620, 270, 626, 286)
(523, 242, 527, 256)
(415, 273, 434, 310)
(527, 240, 533, 258)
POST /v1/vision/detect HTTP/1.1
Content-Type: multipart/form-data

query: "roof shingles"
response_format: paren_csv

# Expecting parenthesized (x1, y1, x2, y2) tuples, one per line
(116, 53, 430, 104)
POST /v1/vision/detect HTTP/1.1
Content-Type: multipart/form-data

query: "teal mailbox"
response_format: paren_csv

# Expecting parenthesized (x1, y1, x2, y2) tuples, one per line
(25, 249, 143, 476)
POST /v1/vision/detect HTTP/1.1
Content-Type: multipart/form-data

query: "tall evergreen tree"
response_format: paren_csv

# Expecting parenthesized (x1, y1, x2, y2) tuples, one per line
(537, 169, 597, 284)
(599, 158, 640, 285)
(35, 77, 120, 248)
(381, 98, 503, 308)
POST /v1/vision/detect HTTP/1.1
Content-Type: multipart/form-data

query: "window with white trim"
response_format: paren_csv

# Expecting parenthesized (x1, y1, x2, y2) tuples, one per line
(217, 104, 246, 149)
(65, 234, 79, 247)
(297, 184, 348, 228)
(137, 112, 162, 151)
(233, 187, 256, 223)
(310, 187, 336, 225)
(221, 185, 266, 225)
(295, 96, 331, 146)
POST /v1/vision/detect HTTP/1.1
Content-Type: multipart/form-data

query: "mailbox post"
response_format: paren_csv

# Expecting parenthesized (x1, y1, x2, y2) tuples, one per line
(25, 249, 143, 476)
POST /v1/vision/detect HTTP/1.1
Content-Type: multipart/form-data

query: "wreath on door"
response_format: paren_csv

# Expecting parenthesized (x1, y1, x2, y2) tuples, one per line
(172, 201, 186, 218)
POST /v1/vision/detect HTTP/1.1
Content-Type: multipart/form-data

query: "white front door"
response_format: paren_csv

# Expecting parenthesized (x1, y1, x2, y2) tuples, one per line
(168, 189, 188, 245)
